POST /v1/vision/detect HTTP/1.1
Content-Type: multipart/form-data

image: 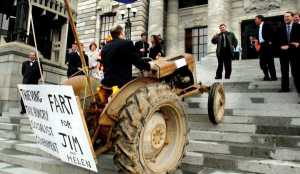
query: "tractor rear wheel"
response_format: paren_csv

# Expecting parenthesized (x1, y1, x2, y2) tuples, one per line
(113, 83, 188, 174)
(208, 82, 225, 124)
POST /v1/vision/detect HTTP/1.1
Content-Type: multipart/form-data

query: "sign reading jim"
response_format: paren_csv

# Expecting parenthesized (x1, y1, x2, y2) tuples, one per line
(18, 84, 97, 172)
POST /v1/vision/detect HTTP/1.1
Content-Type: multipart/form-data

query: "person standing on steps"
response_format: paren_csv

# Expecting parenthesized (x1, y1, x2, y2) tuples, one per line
(149, 35, 164, 60)
(211, 24, 238, 80)
(20, 51, 43, 114)
(278, 11, 300, 93)
(254, 15, 277, 81)
(67, 43, 89, 78)
(135, 32, 149, 58)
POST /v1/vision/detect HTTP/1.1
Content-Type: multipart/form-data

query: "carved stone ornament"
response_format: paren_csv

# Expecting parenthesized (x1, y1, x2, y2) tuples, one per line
(97, 0, 113, 13)
(183, 16, 205, 28)
(244, 0, 281, 13)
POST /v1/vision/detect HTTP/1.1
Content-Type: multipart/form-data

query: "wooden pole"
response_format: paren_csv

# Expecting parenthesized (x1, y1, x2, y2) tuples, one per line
(63, 0, 96, 102)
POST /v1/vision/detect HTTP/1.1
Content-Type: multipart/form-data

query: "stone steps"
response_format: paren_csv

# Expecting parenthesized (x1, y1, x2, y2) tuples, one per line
(0, 123, 19, 132)
(19, 125, 33, 133)
(0, 162, 48, 174)
(8, 108, 21, 114)
(189, 130, 300, 148)
(181, 165, 257, 174)
(188, 115, 300, 127)
(0, 139, 18, 149)
(19, 118, 30, 125)
(184, 152, 300, 174)
(0, 75, 298, 173)
(189, 122, 257, 133)
(186, 105, 300, 117)
(15, 143, 49, 157)
(188, 140, 300, 162)
(187, 92, 299, 104)
(0, 117, 21, 124)
(1, 113, 23, 118)
(18, 133, 35, 143)
(0, 149, 89, 174)
(185, 100, 300, 111)
(190, 121, 300, 136)
(0, 131, 16, 140)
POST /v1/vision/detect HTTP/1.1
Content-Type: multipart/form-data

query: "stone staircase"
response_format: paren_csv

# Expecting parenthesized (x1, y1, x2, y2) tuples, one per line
(182, 78, 300, 174)
(0, 59, 300, 174)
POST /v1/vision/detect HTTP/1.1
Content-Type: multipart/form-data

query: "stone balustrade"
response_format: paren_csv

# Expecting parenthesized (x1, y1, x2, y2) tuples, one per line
(30, 0, 77, 19)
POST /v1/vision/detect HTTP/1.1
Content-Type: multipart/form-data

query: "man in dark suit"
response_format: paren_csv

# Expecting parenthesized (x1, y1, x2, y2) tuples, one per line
(20, 51, 43, 114)
(294, 12, 300, 24)
(101, 25, 154, 88)
(255, 15, 277, 81)
(67, 43, 89, 78)
(65, 43, 77, 65)
(211, 24, 238, 79)
(278, 12, 300, 93)
(135, 32, 149, 57)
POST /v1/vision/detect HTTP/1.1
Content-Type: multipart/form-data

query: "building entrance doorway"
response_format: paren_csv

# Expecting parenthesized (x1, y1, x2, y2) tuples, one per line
(241, 15, 283, 59)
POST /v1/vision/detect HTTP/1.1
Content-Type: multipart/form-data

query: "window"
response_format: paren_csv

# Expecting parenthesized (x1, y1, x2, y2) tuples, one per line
(99, 13, 116, 43)
(185, 27, 208, 61)
(179, 0, 208, 8)
(0, 13, 10, 42)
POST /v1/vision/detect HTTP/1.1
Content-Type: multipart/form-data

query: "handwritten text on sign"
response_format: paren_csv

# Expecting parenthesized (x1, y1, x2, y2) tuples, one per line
(18, 85, 97, 172)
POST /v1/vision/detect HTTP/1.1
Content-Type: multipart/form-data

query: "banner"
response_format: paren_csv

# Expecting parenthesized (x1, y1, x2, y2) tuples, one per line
(18, 84, 98, 172)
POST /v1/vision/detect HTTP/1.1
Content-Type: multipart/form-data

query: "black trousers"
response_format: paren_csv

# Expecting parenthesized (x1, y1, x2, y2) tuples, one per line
(259, 43, 277, 79)
(20, 98, 25, 112)
(20, 82, 38, 113)
(280, 49, 300, 92)
(216, 49, 232, 79)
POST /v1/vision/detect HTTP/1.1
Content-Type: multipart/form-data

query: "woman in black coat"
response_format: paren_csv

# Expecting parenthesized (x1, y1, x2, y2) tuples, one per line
(149, 35, 163, 60)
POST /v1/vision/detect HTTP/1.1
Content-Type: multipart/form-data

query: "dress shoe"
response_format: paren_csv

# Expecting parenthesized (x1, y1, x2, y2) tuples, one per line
(215, 77, 222, 80)
(278, 89, 290, 93)
(270, 77, 278, 81)
(20, 110, 26, 114)
(263, 77, 271, 81)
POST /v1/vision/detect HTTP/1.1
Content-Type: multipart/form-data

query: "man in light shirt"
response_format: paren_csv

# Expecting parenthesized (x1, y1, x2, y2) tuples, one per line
(255, 15, 277, 81)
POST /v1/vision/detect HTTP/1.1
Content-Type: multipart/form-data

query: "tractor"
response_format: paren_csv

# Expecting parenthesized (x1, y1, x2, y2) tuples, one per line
(62, 54, 225, 174)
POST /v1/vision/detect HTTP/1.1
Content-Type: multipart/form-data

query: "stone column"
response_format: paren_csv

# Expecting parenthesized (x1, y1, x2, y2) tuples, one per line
(59, 21, 69, 66)
(207, 0, 231, 55)
(165, 0, 179, 57)
(14, 0, 29, 42)
(148, 0, 164, 37)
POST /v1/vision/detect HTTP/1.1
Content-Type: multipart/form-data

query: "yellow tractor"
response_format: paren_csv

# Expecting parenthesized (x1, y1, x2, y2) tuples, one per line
(63, 54, 225, 174)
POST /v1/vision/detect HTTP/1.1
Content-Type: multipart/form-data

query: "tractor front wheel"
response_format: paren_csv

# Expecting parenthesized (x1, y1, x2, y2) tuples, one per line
(208, 82, 225, 124)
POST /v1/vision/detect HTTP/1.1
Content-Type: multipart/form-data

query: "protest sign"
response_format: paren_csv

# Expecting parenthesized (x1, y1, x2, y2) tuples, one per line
(18, 84, 97, 172)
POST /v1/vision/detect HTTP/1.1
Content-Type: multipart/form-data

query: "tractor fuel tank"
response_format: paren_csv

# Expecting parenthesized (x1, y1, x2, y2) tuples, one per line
(149, 53, 195, 79)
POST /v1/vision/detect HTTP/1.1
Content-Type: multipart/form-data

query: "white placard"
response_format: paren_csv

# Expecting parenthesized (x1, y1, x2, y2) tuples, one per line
(175, 58, 187, 68)
(18, 84, 98, 172)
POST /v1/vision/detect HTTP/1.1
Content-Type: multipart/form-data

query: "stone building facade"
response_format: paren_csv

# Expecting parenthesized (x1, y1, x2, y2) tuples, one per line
(77, 0, 300, 61)
(0, 0, 78, 112)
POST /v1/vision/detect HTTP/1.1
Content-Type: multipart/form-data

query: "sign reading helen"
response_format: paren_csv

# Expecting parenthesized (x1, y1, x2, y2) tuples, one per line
(18, 84, 97, 172)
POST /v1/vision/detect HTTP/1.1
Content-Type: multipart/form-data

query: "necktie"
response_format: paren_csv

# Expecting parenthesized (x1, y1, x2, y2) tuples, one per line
(287, 25, 291, 42)
(222, 34, 226, 48)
